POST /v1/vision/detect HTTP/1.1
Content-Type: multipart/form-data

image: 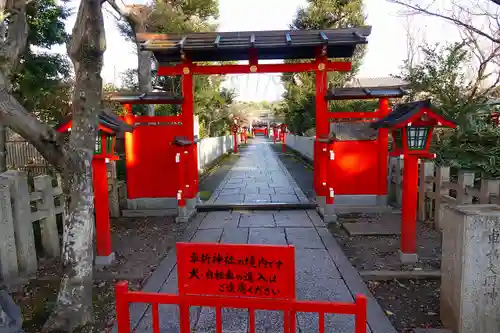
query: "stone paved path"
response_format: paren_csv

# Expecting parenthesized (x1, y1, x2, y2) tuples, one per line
(119, 138, 396, 333)
(207, 138, 309, 204)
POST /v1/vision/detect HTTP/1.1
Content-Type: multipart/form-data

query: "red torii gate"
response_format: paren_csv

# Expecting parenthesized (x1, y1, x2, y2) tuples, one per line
(115, 27, 371, 220)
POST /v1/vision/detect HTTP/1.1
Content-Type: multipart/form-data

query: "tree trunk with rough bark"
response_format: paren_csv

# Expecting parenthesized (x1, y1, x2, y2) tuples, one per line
(106, 2, 155, 116)
(0, 0, 29, 172)
(2, 0, 105, 330)
(42, 0, 105, 330)
(138, 47, 155, 116)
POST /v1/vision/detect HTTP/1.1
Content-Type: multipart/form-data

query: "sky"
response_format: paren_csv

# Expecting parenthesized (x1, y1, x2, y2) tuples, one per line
(56, 0, 458, 101)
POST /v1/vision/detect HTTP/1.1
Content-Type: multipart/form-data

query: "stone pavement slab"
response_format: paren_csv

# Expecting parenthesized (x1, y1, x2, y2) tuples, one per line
(206, 137, 309, 204)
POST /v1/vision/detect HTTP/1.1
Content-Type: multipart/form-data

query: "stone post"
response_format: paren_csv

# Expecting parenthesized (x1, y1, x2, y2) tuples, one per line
(0, 182, 18, 281)
(434, 166, 450, 230)
(0, 171, 37, 274)
(107, 161, 120, 218)
(441, 204, 500, 333)
(34, 175, 60, 257)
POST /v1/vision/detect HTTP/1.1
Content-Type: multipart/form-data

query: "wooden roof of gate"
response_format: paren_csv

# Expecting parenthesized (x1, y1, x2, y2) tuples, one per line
(137, 27, 372, 63)
(104, 91, 183, 104)
(326, 86, 408, 100)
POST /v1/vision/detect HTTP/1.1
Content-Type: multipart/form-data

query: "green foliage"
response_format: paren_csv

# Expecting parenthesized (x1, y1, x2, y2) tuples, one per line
(115, 0, 238, 137)
(10, 0, 71, 125)
(396, 42, 500, 178)
(117, 0, 218, 40)
(280, 0, 367, 134)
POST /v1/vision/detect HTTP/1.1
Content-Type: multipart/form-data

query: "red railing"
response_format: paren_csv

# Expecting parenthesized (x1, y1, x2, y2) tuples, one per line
(115, 281, 368, 333)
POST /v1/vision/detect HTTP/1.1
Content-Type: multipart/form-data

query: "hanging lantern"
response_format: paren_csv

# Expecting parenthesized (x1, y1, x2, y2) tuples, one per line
(372, 99, 456, 158)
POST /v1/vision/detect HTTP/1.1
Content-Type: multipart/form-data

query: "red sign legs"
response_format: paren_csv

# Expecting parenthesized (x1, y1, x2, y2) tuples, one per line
(400, 154, 419, 263)
(93, 158, 114, 265)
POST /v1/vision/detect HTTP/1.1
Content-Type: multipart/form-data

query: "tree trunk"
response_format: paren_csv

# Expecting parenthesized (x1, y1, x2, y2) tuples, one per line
(0, 0, 30, 172)
(138, 46, 154, 116)
(42, 0, 105, 331)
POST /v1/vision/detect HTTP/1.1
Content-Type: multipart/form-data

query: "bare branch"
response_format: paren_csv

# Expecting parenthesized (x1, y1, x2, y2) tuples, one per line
(388, 0, 500, 44)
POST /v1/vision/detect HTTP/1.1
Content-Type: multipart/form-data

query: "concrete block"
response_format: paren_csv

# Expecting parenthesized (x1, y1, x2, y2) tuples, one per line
(441, 204, 500, 333)
(95, 252, 115, 266)
(121, 209, 177, 217)
(176, 205, 197, 223)
(127, 197, 177, 210)
(398, 250, 418, 264)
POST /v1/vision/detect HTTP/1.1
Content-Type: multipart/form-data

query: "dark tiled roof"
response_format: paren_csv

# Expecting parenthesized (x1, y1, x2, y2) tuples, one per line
(326, 86, 408, 100)
(55, 110, 133, 134)
(370, 99, 456, 129)
(104, 91, 183, 104)
(139, 27, 372, 62)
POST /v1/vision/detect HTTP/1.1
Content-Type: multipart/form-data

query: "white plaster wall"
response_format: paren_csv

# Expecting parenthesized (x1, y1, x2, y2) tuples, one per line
(197, 135, 235, 172)
(285, 134, 314, 161)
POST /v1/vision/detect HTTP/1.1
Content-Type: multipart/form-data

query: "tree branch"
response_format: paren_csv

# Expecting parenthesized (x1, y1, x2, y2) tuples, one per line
(0, 88, 66, 170)
(388, 0, 500, 44)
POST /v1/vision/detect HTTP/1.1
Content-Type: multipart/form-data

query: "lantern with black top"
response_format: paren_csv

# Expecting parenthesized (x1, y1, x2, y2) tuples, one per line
(372, 99, 456, 158)
(371, 99, 456, 264)
(55, 110, 134, 265)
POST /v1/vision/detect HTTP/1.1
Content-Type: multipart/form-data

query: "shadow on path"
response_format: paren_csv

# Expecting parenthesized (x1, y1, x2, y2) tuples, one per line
(270, 143, 315, 201)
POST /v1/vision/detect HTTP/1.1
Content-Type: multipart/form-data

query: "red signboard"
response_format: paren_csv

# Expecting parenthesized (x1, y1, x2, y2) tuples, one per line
(176, 242, 295, 300)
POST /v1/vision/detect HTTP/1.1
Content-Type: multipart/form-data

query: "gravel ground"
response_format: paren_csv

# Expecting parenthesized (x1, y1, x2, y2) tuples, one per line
(367, 279, 442, 331)
(331, 214, 443, 331)
(11, 216, 187, 333)
(331, 213, 442, 271)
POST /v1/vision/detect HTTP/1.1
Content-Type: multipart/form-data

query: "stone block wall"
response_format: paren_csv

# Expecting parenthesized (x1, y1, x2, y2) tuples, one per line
(441, 204, 500, 333)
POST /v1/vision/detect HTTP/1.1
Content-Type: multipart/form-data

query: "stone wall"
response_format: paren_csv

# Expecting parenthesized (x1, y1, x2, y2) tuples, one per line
(0, 168, 123, 282)
(198, 135, 234, 173)
(284, 134, 314, 161)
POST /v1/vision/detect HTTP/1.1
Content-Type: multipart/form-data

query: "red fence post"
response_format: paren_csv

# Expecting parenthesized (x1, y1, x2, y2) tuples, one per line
(115, 281, 131, 333)
(354, 294, 367, 333)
